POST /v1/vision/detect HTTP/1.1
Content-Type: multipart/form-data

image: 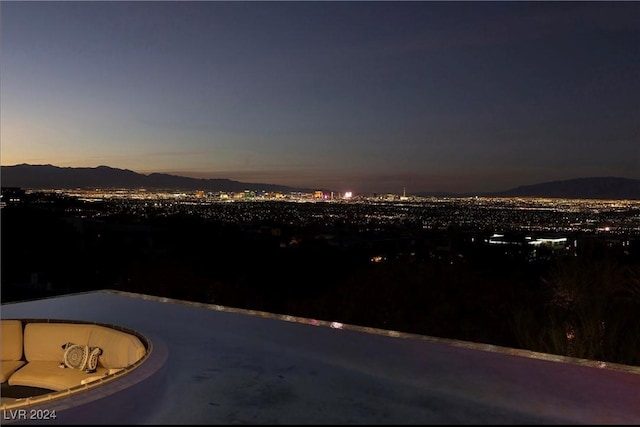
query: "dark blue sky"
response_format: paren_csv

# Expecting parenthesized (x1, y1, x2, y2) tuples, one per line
(2, 1, 639, 194)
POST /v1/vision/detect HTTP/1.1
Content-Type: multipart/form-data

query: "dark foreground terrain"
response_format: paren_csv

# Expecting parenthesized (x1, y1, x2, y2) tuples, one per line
(2, 191, 640, 366)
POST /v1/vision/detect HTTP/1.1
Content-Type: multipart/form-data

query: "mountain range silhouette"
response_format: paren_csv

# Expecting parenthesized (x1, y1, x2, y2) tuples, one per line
(2, 164, 639, 199)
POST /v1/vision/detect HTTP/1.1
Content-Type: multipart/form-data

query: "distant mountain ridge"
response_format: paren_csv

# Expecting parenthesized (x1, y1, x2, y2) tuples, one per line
(0, 164, 315, 193)
(2, 164, 639, 199)
(490, 177, 640, 200)
(416, 176, 640, 200)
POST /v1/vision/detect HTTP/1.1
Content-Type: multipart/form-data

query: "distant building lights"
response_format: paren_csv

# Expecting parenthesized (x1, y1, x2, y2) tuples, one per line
(344, 191, 353, 199)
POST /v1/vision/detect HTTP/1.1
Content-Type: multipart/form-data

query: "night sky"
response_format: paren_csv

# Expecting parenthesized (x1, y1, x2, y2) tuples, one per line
(1, 1, 639, 194)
